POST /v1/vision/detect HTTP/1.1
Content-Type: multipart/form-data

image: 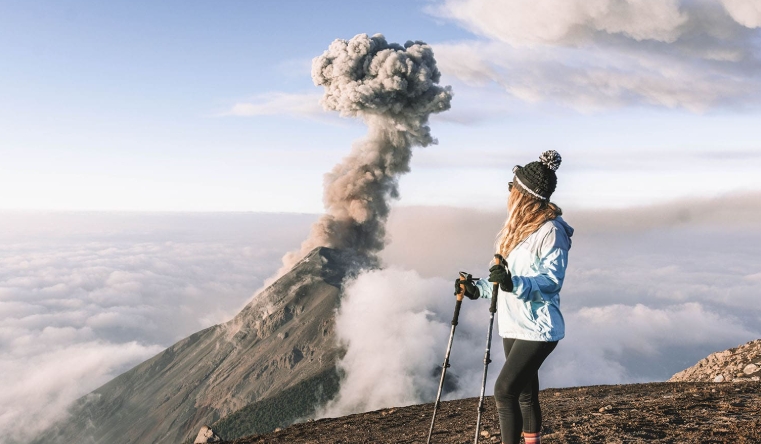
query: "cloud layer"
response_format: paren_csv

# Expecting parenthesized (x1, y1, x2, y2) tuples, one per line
(5, 195, 761, 438)
(431, 0, 761, 110)
(0, 211, 315, 444)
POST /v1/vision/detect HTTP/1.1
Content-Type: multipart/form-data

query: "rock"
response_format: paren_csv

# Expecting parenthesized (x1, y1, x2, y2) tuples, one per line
(480, 430, 490, 438)
(599, 405, 613, 412)
(194, 425, 221, 444)
(671, 339, 761, 383)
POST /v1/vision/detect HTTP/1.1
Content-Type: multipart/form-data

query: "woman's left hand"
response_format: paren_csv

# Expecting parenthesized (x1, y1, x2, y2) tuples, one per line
(489, 264, 513, 292)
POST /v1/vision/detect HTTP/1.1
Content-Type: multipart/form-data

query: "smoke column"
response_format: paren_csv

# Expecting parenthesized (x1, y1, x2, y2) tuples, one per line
(282, 33, 453, 268)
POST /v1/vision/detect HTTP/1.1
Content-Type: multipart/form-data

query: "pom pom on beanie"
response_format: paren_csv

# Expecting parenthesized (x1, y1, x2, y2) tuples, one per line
(539, 150, 562, 171)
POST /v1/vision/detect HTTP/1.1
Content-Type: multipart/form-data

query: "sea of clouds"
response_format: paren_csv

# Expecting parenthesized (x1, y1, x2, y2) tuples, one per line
(3, 196, 761, 439)
(0, 212, 315, 443)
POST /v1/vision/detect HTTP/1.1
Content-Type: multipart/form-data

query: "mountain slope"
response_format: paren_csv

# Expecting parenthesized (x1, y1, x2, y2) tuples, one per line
(209, 367, 340, 441)
(35, 247, 355, 444)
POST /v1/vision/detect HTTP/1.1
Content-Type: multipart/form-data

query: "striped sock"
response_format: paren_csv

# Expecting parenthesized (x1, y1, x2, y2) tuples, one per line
(523, 432, 541, 444)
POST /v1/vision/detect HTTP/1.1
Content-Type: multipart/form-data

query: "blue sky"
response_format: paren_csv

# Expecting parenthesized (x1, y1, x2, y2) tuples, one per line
(1, 0, 760, 211)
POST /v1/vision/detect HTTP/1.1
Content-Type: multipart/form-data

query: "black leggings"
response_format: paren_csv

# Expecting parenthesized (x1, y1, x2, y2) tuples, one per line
(493, 338, 558, 444)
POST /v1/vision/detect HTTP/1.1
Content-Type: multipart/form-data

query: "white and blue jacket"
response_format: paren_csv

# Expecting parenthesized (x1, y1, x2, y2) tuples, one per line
(474, 217, 573, 342)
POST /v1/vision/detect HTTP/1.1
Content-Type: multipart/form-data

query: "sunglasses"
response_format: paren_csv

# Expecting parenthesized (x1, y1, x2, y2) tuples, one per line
(509, 165, 520, 192)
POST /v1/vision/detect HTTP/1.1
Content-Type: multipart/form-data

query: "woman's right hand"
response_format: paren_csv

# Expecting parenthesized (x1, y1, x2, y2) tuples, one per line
(454, 276, 480, 300)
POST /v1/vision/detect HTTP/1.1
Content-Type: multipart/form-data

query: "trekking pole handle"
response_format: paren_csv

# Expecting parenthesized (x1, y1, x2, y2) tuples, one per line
(456, 277, 465, 302)
(490, 254, 505, 313)
(452, 275, 466, 325)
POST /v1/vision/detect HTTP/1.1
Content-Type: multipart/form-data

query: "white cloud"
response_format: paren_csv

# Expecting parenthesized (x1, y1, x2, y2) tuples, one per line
(429, 0, 761, 110)
(433, 0, 688, 45)
(433, 40, 756, 112)
(721, 0, 761, 28)
(223, 92, 325, 119)
(546, 302, 757, 386)
(0, 339, 163, 444)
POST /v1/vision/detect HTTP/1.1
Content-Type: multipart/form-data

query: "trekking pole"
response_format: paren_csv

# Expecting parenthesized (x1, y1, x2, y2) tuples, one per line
(427, 273, 469, 444)
(474, 254, 505, 443)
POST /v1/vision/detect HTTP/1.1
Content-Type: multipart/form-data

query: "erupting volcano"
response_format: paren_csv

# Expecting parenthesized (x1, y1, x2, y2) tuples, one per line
(34, 33, 452, 444)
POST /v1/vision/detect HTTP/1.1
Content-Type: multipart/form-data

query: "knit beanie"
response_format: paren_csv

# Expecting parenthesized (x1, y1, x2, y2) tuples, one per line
(513, 150, 562, 200)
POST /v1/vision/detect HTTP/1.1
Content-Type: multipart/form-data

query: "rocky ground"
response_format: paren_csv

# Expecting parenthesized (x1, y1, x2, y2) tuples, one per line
(224, 381, 761, 444)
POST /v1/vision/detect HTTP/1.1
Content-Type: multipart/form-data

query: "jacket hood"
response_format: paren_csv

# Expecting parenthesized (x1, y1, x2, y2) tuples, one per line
(554, 216, 574, 239)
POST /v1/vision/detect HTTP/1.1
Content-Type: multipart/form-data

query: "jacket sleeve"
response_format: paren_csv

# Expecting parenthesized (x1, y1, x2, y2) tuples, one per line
(511, 227, 569, 302)
(511, 248, 568, 301)
(475, 278, 493, 300)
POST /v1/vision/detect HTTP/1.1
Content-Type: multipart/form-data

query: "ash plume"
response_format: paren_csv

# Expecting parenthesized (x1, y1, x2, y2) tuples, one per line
(282, 33, 453, 269)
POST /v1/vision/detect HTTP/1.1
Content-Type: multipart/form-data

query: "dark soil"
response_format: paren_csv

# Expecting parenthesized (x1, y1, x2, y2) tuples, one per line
(225, 381, 761, 443)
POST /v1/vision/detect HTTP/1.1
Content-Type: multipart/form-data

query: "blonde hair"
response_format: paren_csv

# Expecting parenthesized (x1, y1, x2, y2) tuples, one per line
(496, 185, 562, 258)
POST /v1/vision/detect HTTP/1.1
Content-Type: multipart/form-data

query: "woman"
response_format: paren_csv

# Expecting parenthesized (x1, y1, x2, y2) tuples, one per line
(459, 150, 573, 444)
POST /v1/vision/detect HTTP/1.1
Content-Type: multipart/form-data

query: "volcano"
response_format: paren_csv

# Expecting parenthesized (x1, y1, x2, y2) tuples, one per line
(34, 247, 361, 444)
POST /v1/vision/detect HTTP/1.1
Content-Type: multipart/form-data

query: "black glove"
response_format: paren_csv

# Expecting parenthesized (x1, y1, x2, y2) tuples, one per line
(489, 264, 513, 292)
(454, 275, 480, 300)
